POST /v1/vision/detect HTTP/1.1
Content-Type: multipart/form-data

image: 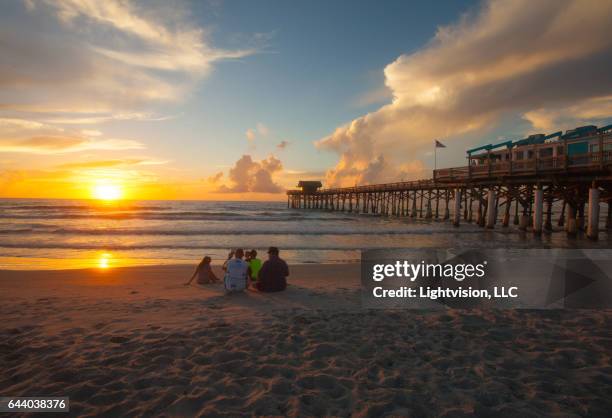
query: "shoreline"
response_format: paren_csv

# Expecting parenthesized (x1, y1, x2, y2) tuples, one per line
(0, 260, 361, 273)
(2, 228, 612, 272)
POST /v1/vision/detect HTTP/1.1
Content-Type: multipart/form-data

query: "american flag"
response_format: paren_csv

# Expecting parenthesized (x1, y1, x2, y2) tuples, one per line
(435, 140, 446, 148)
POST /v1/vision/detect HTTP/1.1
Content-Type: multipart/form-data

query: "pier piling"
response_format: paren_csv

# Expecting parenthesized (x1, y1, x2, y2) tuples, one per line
(453, 189, 462, 227)
(425, 190, 433, 219)
(467, 192, 473, 223)
(558, 200, 566, 227)
(513, 198, 520, 225)
(486, 189, 496, 229)
(577, 203, 585, 231)
(544, 193, 553, 232)
(443, 190, 450, 220)
(533, 186, 544, 235)
(567, 205, 577, 236)
(587, 185, 600, 240)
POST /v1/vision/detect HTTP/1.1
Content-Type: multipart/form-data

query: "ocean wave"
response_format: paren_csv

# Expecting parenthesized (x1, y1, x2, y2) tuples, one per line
(0, 204, 170, 211)
(0, 227, 483, 236)
(0, 242, 401, 251)
(0, 228, 35, 234)
(0, 213, 357, 221)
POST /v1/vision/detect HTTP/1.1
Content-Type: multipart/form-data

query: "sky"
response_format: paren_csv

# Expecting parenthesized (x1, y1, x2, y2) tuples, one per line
(0, 0, 611, 200)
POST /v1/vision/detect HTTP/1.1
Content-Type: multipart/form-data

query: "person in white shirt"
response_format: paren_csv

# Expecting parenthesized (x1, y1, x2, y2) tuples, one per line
(222, 248, 251, 293)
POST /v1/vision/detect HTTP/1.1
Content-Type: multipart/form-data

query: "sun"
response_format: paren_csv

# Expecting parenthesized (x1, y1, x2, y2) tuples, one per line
(92, 183, 123, 201)
(98, 252, 112, 269)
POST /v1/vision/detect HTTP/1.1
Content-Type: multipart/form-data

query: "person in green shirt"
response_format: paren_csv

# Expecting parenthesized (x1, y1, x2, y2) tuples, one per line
(247, 249, 262, 282)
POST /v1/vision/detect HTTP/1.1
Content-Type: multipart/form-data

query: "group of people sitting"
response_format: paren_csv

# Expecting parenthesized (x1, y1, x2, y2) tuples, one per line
(185, 246, 288, 293)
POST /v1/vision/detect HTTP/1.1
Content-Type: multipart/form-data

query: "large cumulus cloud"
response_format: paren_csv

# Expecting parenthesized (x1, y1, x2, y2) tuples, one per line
(316, 0, 612, 187)
(216, 155, 284, 193)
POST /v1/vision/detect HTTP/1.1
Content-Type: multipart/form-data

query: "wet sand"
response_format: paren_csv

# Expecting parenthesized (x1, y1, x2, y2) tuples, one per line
(1, 264, 610, 417)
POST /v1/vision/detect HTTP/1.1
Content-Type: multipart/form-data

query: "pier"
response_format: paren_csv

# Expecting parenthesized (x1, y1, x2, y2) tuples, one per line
(287, 127, 612, 239)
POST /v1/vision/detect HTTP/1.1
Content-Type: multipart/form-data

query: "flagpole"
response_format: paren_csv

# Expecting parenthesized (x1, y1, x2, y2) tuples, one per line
(434, 141, 437, 171)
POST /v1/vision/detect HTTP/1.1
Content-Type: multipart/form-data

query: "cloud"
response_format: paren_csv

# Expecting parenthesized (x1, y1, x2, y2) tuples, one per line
(0, 135, 143, 154)
(523, 95, 612, 131)
(41, 112, 179, 125)
(245, 122, 270, 146)
(0, 0, 257, 117)
(206, 171, 224, 184)
(281, 169, 327, 187)
(276, 140, 290, 150)
(324, 153, 428, 186)
(81, 129, 102, 137)
(316, 0, 612, 187)
(353, 85, 393, 108)
(284, 169, 326, 177)
(0, 116, 146, 155)
(256, 122, 269, 137)
(217, 155, 284, 193)
(245, 128, 256, 143)
(0, 118, 46, 130)
(58, 158, 167, 169)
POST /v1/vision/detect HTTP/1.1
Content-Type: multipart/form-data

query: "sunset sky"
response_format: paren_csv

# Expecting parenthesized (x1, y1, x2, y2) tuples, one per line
(1, 0, 611, 200)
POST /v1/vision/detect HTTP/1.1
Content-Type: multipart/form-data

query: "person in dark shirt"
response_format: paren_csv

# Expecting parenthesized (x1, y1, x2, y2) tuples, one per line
(255, 247, 289, 292)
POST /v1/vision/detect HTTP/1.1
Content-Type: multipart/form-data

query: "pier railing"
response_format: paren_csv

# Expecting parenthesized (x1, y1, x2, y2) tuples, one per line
(433, 151, 612, 182)
(288, 179, 437, 195)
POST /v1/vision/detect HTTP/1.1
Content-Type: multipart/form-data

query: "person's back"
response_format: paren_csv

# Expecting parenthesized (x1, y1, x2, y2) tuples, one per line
(248, 251, 262, 282)
(185, 255, 219, 286)
(197, 263, 217, 284)
(256, 247, 289, 292)
(224, 250, 249, 292)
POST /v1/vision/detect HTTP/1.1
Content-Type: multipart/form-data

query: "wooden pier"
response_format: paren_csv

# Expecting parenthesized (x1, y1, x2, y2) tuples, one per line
(287, 131, 612, 239)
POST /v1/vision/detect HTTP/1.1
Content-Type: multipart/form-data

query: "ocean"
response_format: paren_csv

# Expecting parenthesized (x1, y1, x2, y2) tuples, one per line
(0, 198, 610, 270)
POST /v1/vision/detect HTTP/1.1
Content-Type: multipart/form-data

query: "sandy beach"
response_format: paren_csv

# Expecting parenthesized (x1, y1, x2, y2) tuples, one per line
(1, 264, 611, 417)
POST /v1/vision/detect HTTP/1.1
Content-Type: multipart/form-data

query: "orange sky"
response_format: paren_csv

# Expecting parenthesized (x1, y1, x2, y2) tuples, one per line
(0, 166, 293, 201)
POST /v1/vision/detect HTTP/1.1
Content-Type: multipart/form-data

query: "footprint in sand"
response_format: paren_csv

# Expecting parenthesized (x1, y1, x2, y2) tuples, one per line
(293, 315, 314, 325)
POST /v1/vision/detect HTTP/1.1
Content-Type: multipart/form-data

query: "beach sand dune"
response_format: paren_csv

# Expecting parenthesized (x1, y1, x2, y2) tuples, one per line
(1, 264, 611, 417)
